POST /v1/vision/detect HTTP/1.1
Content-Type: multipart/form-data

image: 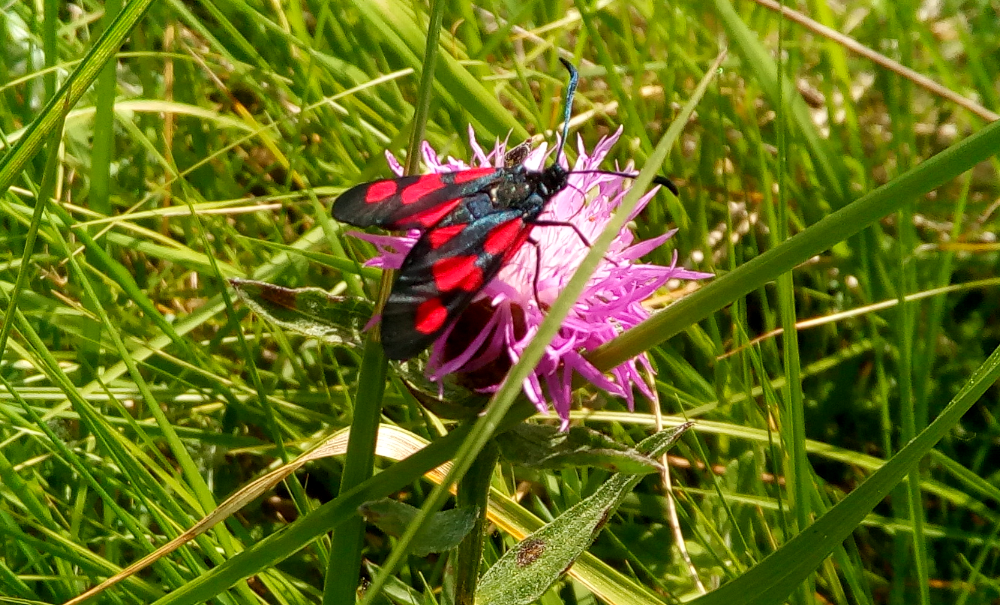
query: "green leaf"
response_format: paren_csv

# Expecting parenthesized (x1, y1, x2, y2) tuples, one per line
(496, 423, 663, 475)
(394, 362, 489, 420)
(230, 278, 373, 347)
(475, 423, 692, 605)
(359, 498, 478, 557)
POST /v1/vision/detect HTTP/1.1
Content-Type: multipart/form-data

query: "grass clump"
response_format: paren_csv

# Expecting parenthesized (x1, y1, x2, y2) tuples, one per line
(0, 1, 998, 604)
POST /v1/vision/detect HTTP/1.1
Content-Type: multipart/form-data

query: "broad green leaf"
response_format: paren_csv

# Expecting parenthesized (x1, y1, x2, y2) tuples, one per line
(475, 423, 693, 605)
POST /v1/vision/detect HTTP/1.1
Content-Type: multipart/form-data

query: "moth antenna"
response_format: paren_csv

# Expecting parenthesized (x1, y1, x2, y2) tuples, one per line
(555, 58, 578, 166)
(567, 169, 680, 197)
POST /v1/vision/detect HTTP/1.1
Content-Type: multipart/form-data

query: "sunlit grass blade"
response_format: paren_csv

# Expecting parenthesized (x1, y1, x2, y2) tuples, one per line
(0, 0, 156, 195)
(686, 343, 1000, 605)
(588, 117, 1000, 372)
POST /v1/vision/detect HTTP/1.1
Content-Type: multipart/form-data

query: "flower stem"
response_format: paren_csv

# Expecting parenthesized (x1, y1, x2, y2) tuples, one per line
(453, 439, 500, 605)
(322, 338, 387, 604)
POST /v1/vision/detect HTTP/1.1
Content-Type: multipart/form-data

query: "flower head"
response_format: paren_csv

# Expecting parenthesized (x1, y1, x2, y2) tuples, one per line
(354, 126, 711, 428)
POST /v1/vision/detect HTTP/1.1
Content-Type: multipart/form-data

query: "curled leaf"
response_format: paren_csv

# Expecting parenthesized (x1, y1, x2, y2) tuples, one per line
(230, 278, 373, 347)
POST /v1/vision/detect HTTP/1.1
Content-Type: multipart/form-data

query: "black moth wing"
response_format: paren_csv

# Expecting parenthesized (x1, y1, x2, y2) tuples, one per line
(332, 168, 503, 231)
(380, 203, 534, 360)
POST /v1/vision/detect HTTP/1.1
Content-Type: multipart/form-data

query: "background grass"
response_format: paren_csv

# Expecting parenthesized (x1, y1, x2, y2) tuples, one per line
(1, 1, 999, 604)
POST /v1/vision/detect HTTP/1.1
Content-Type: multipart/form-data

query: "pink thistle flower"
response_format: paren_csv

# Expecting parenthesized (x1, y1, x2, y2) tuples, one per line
(353, 126, 712, 428)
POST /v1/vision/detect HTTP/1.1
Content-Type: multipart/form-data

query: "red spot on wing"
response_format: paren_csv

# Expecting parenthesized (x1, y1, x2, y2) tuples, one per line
(401, 174, 444, 205)
(408, 198, 462, 227)
(505, 232, 531, 262)
(365, 180, 397, 203)
(428, 224, 465, 249)
(433, 255, 483, 292)
(451, 167, 496, 184)
(483, 219, 526, 255)
(415, 298, 448, 335)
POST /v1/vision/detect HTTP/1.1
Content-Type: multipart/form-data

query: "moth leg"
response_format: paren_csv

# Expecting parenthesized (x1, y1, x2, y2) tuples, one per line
(527, 236, 544, 310)
(530, 220, 625, 268)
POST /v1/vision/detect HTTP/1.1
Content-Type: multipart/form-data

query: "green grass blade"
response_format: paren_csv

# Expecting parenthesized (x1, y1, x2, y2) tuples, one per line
(0, 116, 63, 363)
(687, 344, 1000, 605)
(0, 0, 156, 195)
(588, 117, 1000, 371)
(711, 0, 849, 208)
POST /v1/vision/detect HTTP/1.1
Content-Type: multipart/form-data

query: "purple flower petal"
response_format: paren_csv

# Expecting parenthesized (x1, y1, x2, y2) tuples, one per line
(385, 150, 404, 177)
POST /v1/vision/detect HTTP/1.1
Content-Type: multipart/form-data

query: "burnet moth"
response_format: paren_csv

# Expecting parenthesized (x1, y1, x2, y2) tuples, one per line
(332, 60, 678, 360)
